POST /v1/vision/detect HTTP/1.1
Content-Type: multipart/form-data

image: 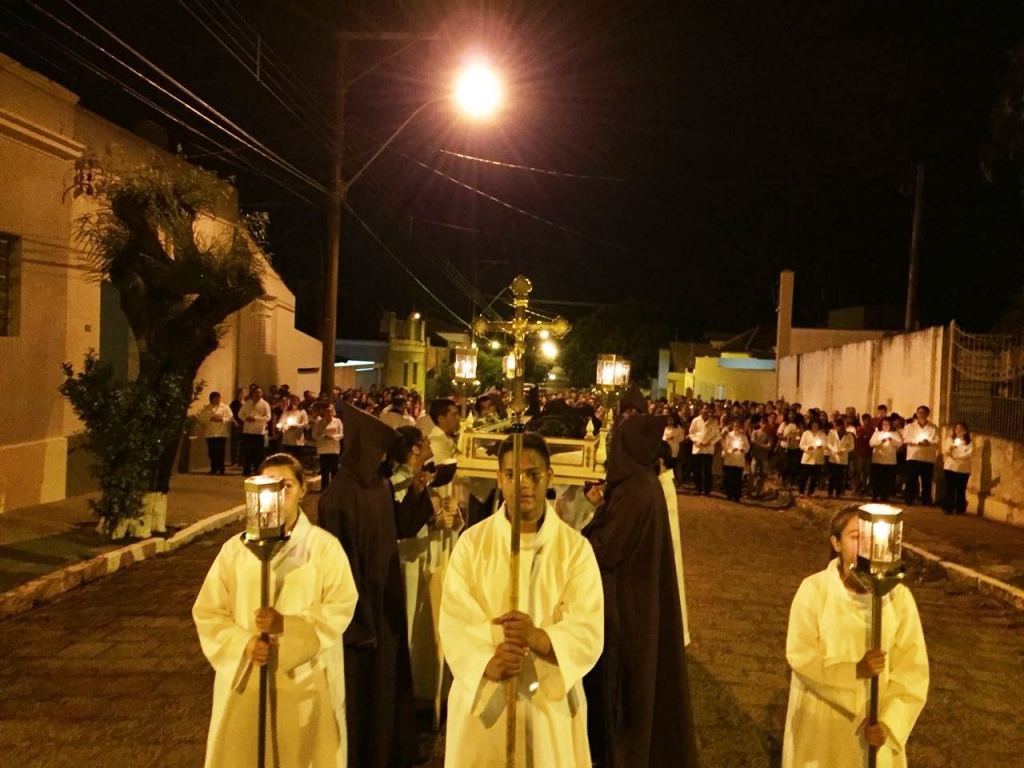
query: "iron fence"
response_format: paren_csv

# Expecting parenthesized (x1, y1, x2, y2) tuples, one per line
(948, 321, 1024, 440)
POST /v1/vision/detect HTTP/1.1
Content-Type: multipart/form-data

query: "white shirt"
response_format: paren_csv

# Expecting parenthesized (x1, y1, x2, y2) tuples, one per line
(722, 432, 749, 467)
(277, 409, 309, 447)
(238, 398, 271, 435)
(826, 430, 855, 466)
(942, 436, 974, 473)
(689, 416, 720, 455)
(199, 403, 233, 440)
(381, 410, 416, 430)
(313, 417, 343, 455)
(439, 504, 603, 768)
(903, 420, 939, 463)
(870, 429, 903, 465)
(799, 431, 827, 465)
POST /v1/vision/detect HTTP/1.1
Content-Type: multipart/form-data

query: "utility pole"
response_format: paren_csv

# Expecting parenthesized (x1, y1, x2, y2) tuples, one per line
(321, 39, 346, 395)
(904, 162, 925, 333)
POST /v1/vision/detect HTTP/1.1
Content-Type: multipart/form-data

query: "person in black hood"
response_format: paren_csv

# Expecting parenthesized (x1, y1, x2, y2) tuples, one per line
(318, 402, 434, 768)
(583, 413, 699, 768)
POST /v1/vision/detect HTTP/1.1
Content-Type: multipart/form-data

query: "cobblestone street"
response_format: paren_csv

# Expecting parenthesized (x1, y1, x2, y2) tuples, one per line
(0, 494, 1021, 767)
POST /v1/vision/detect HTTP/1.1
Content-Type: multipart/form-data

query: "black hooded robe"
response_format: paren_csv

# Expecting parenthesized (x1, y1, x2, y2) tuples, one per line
(583, 414, 699, 768)
(318, 403, 433, 768)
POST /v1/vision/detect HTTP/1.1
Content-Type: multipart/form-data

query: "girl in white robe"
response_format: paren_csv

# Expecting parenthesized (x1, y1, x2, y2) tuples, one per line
(783, 508, 929, 768)
(193, 454, 359, 768)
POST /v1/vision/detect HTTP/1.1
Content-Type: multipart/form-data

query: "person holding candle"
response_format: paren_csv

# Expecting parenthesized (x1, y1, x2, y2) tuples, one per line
(782, 508, 929, 768)
(722, 419, 749, 502)
(869, 418, 903, 502)
(798, 420, 827, 497)
(278, 394, 309, 461)
(193, 453, 359, 768)
(778, 411, 802, 488)
(903, 406, 939, 506)
(942, 423, 974, 515)
(688, 404, 719, 496)
(826, 417, 855, 499)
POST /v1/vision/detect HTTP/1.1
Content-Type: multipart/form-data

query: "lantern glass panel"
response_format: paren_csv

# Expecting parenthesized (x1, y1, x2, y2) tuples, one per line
(454, 345, 478, 381)
(856, 503, 903, 573)
(503, 353, 517, 379)
(244, 475, 286, 541)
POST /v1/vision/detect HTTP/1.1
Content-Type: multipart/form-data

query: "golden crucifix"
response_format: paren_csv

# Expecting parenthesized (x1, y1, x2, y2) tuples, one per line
(471, 275, 570, 768)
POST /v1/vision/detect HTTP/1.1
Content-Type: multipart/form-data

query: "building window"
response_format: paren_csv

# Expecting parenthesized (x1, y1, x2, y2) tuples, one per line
(403, 361, 410, 387)
(413, 362, 419, 386)
(0, 233, 20, 337)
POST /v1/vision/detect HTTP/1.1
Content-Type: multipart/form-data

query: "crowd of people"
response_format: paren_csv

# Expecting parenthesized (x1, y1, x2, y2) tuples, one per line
(192, 382, 939, 767)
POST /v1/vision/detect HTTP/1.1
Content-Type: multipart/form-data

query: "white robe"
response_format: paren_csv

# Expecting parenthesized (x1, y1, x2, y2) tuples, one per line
(193, 513, 358, 768)
(658, 469, 691, 647)
(439, 503, 604, 768)
(783, 561, 929, 768)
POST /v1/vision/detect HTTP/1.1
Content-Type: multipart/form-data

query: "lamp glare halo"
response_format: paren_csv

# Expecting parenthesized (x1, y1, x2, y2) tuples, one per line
(455, 65, 501, 117)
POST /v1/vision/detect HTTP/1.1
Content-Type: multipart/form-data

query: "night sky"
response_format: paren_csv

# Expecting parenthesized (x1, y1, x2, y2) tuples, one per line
(4, 0, 1024, 340)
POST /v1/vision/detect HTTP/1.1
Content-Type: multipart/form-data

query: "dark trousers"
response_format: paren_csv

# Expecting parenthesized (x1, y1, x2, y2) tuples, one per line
(319, 453, 339, 490)
(783, 449, 802, 485)
(723, 465, 744, 501)
(905, 459, 935, 505)
(241, 433, 265, 476)
(799, 464, 822, 495)
(692, 454, 713, 495)
(871, 463, 897, 501)
(943, 470, 969, 514)
(206, 437, 227, 474)
(827, 462, 847, 498)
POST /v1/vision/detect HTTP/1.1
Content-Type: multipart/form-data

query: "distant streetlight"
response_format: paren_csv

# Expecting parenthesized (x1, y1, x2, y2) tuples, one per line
(489, 339, 501, 350)
(540, 340, 559, 360)
(321, 58, 503, 394)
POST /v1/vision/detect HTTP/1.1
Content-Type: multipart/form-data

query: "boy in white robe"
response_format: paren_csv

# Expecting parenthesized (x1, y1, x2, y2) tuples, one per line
(193, 454, 358, 768)
(783, 508, 929, 768)
(439, 433, 604, 768)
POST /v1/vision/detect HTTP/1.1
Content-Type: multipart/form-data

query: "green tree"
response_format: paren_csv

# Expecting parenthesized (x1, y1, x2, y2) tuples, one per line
(561, 300, 670, 388)
(62, 157, 265, 537)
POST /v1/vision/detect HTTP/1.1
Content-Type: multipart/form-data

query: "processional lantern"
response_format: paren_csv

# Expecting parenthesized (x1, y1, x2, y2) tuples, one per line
(855, 503, 904, 577)
(596, 353, 631, 390)
(851, 503, 906, 768)
(243, 475, 287, 541)
(453, 344, 479, 382)
(503, 352, 517, 380)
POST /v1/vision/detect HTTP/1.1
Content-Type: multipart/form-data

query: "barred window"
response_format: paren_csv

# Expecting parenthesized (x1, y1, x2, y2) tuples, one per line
(0, 234, 20, 337)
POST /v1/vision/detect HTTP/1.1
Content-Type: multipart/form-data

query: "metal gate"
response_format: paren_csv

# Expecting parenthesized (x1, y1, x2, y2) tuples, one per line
(948, 321, 1024, 440)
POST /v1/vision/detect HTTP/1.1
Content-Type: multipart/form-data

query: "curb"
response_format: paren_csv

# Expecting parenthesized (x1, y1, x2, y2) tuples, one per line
(793, 498, 1024, 611)
(0, 503, 247, 622)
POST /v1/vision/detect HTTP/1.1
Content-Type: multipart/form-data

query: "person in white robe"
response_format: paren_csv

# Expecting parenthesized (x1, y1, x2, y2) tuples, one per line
(439, 433, 604, 768)
(783, 508, 929, 768)
(193, 453, 358, 768)
(657, 443, 690, 646)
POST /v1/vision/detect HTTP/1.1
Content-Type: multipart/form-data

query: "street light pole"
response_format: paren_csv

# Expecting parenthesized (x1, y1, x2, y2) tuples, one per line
(321, 38, 347, 395)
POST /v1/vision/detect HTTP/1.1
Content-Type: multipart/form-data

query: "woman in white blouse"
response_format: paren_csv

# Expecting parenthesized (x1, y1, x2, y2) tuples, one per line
(942, 422, 974, 515)
(798, 420, 827, 497)
(869, 417, 903, 502)
(825, 416, 855, 499)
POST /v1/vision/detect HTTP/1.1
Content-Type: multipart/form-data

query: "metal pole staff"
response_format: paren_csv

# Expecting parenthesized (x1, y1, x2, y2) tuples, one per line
(471, 275, 570, 768)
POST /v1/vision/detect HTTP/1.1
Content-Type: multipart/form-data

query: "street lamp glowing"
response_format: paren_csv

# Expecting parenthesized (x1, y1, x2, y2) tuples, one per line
(455, 65, 501, 118)
(540, 340, 559, 359)
(489, 339, 501, 350)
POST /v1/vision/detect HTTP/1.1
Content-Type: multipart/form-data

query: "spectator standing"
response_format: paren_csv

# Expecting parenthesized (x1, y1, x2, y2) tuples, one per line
(869, 417, 902, 502)
(798, 421, 826, 497)
(313, 404, 343, 489)
(238, 387, 271, 476)
(277, 394, 308, 461)
(228, 387, 245, 467)
(942, 423, 974, 515)
(903, 405, 939, 505)
(851, 414, 873, 496)
(688, 405, 719, 496)
(825, 417, 854, 499)
(198, 391, 232, 475)
(722, 420, 749, 502)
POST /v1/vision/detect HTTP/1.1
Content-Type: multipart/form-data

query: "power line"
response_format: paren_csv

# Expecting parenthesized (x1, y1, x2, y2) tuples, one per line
(31, 0, 328, 194)
(344, 203, 471, 329)
(424, 146, 669, 184)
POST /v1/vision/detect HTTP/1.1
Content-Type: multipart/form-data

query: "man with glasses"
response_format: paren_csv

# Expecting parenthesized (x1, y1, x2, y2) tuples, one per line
(439, 433, 604, 767)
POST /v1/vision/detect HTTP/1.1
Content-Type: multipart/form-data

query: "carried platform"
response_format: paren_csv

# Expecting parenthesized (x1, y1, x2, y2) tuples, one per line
(457, 425, 607, 485)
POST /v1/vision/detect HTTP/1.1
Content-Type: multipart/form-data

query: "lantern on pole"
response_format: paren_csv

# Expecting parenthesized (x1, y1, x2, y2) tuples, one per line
(241, 475, 291, 768)
(595, 353, 630, 390)
(454, 344, 479, 382)
(851, 503, 906, 768)
(503, 352, 517, 380)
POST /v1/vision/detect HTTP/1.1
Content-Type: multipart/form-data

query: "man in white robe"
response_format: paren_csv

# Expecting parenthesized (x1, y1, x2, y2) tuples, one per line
(439, 433, 604, 768)
(783, 512, 929, 768)
(193, 465, 358, 768)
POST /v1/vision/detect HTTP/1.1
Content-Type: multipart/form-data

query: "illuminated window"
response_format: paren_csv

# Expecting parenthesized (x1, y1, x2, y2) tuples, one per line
(0, 233, 20, 337)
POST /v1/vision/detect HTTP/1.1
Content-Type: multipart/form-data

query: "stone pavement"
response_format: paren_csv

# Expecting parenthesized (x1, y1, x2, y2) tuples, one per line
(1, 493, 1022, 766)
(0, 472, 251, 616)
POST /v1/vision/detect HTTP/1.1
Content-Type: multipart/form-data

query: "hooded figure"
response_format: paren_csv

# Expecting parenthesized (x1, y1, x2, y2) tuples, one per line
(583, 414, 699, 768)
(318, 403, 432, 768)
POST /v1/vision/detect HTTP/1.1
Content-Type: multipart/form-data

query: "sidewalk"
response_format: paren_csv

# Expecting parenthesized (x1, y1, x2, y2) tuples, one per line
(793, 493, 1024, 609)
(0, 471, 253, 619)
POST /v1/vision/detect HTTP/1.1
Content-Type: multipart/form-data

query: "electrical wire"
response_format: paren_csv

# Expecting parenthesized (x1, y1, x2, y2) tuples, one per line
(32, 0, 328, 194)
(344, 203, 472, 329)
(424, 146, 668, 184)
